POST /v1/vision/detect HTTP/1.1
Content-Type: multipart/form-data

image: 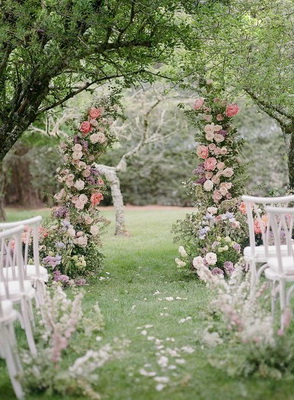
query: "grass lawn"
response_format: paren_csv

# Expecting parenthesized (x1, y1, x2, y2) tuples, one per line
(1, 207, 293, 400)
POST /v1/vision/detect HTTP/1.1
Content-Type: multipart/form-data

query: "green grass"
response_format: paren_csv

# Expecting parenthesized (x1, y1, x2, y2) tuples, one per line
(1, 208, 294, 400)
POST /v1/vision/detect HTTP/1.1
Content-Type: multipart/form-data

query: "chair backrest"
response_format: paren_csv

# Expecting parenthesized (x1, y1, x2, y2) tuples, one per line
(241, 195, 294, 257)
(265, 206, 294, 275)
(0, 225, 26, 299)
(0, 216, 42, 278)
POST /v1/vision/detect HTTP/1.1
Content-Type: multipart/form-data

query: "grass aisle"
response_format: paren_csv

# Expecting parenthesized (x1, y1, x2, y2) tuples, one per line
(1, 208, 294, 399)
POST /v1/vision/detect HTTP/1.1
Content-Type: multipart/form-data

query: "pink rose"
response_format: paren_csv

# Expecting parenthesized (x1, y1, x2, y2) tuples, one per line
(89, 107, 103, 119)
(90, 192, 104, 206)
(213, 190, 223, 203)
(217, 162, 225, 170)
(80, 121, 92, 134)
(219, 186, 228, 196)
(193, 98, 204, 110)
(75, 199, 85, 210)
(222, 167, 234, 177)
(204, 157, 217, 171)
(205, 132, 214, 141)
(216, 114, 224, 121)
(196, 145, 209, 159)
(203, 114, 212, 122)
(205, 172, 213, 179)
(214, 133, 225, 143)
(211, 175, 220, 185)
(225, 104, 240, 117)
(214, 147, 223, 155)
(208, 143, 216, 151)
(221, 147, 228, 155)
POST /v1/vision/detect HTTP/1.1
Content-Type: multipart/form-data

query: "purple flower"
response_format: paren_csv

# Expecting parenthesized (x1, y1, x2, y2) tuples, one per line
(73, 135, 80, 144)
(53, 206, 68, 218)
(90, 167, 100, 176)
(53, 270, 70, 284)
(55, 241, 65, 249)
(196, 177, 206, 184)
(204, 213, 214, 221)
(233, 243, 241, 252)
(211, 267, 224, 275)
(224, 261, 235, 274)
(198, 226, 210, 239)
(86, 176, 96, 184)
(74, 278, 87, 286)
(219, 130, 228, 137)
(43, 255, 62, 267)
(193, 164, 205, 175)
(62, 220, 71, 227)
(81, 140, 89, 151)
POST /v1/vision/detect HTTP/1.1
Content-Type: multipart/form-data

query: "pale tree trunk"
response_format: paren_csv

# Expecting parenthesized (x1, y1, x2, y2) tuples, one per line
(0, 161, 6, 221)
(95, 164, 129, 236)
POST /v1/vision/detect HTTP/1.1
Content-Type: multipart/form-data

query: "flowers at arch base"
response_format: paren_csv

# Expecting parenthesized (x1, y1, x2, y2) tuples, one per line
(40, 100, 117, 280)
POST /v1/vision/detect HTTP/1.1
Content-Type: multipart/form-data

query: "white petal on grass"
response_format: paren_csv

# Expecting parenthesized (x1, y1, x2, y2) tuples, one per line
(155, 384, 166, 391)
(181, 346, 195, 354)
(175, 359, 186, 365)
(154, 376, 170, 383)
(140, 330, 148, 336)
(139, 368, 157, 377)
(165, 297, 174, 301)
(153, 290, 161, 295)
(144, 324, 154, 329)
(157, 356, 169, 368)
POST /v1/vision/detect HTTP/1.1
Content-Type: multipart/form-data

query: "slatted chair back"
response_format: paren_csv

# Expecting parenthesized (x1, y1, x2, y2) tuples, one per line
(0, 216, 42, 279)
(0, 225, 25, 299)
(266, 206, 294, 275)
(242, 194, 294, 258)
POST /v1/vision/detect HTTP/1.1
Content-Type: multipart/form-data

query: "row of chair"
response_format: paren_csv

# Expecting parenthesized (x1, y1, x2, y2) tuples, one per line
(242, 194, 294, 329)
(0, 217, 48, 399)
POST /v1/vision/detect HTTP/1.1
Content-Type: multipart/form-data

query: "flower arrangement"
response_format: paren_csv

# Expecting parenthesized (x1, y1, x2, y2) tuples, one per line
(173, 83, 248, 276)
(40, 101, 118, 279)
(22, 283, 128, 399)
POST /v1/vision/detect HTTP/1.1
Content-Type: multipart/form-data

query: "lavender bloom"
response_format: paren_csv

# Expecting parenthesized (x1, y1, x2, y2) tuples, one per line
(222, 212, 234, 220)
(233, 243, 241, 252)
(199, 226, 210, 239)
(193, 164, 205, 175)
(53, 270, 70, 284)
(90, 167, 100, 176)
(212, 241, 220, 249)
(81, 140, 89, 151)
(53, 206, 68, 218)
(74, 278, 87, 286)
(196, 177, 206, 184)
(86, 176, 96, 184)
(224, 261, 235, 274)
(55, 241, 66, 249)
(204, 213, 214, 221)
(73, 135, 80, 144)
(211, 267, 224, 275)
(219, 129, 228, 137)
(43, 255, 62, 267)
(62, 220, 71, 227)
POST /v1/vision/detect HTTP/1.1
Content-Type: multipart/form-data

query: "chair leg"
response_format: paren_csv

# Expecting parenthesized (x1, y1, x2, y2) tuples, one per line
(279, 279, 286, 329)
(0, 324, 24, 400)
(20, 298, 37, 356)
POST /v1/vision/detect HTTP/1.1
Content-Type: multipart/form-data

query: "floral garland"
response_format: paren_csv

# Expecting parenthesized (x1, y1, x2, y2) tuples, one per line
(40, 102, 117, 280)
(173, 85, 248, 276)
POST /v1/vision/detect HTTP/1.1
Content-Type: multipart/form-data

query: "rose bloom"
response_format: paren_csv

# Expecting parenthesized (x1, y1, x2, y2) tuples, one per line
(213, 190, 223, 202)
(203, 179, 214, 191)
(79, 194, 88, 204)
(89, 107, 103, 119)
(75, 236, 88, 247)
(239, 202, 247, 215)
(90, 132, 106, 144)
(84, 215, 94, 225)
(80, 121, 92, 134)
(193, 98, 204, 110)
(203, 114, 212, 122)
(208, 143, 216, 151)
(82, 168, 91, 177)
(74, 179, 85, 191)
(207, 206, 218, 214)
(216, 114, 224, 121)
(192, 256, 204, 268)
(196, 145, 209, 159)
(68, 228, 76, 237)
(73, 144, 82, 152)
(205, 132, 214, 141)
(77, 161, 87, 169)
(98, 179, 104, 185)
(75, 199, 85, 210)
(225, 104, 240, 117)
(214, 147, 223, 155)
(90, 192, 104, 206)
(175, 258, 187, 268)
(214, 133, 225, 143)
(226, 193, 232, 199)
(90, 118, 99, 127)
(205, 252, 217, 266)
(219, 186, 228, 196)
(221, 182, 232, 189)
(71, 195, 79, 204)
(204, 157, 217, 171)
(254, 215, 268, 234)
(217, 162, 225, 170)
(205, 172, 213, 179)
(211, 175, 220, 185)
(72, 151, 83, 160)
(222, 167, 234, 177)
(90, 225, 100, 236)
(204, 124, 215, 135)
(221, 147, 228, 155)
(65, 178, 74, 187)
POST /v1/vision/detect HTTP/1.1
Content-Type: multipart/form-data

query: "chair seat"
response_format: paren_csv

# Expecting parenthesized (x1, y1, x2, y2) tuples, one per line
(0, 280, 35, 300)
(4, 265, 48, 283)
(266, 256, 294, 278)
(0, 299, 14, 319)
(244, 244, 291, 262)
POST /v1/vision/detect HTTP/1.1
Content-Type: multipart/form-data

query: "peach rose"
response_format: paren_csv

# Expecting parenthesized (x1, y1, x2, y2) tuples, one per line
(205, 172, 213, 179)
(216, 114, 224, 121)
(222, 167, 234, 177)
(204, 157, 217, 171)
(73, 144, 83, 152)
(90, 192, 104, 206)
(89, 107, 103, 119)
(211, 175, 220, 185)
(196, 145, 209, 159)
(205, 132, 214, 141)
(80, 121, 92, 134)
(239, 202, 247, 215)
(213, 190, 223, 202)
(193, 98, 204, 110)
(214, 133, 225, 143)
(90, 225, 100, 236)
(208, 143, 216, 151)
(203, 114, 212, 122)
(225, 104, 240, 117)
(217, 162, 225, 170)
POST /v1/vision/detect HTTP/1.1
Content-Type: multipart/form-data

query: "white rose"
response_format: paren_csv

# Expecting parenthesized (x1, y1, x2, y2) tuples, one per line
(90, 225, 100, 236)
(82, 169, 91, 177)
(73, 144, 83, 152)
(205, 252, 217, 266)
(214, 134, 224, 143)
(74, 179, 85, 191)
(68, 228, 76, 237)
(192, 256, 204, 268)
(79, 194, 88, 204)
(203, 180, 214, 192)
(178, 246, 188, 258)
(205, 132, 214, 141)
(222, 167, 234, 177)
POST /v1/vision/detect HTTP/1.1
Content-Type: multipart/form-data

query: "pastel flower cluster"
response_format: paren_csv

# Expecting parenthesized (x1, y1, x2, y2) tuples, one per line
(40, 102, 117, 279)
(173, 85, 247, 276)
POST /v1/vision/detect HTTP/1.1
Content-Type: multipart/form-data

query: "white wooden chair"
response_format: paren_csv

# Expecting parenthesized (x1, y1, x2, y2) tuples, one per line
(0, 298, 24, 399)
(265, 206, 294, 329)
(242, 194, 294, 288)
(0, 225, 37, 355)
(0, 216, 48, 306)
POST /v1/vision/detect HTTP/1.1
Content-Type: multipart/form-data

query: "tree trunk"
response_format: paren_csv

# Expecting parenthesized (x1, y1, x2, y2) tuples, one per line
(0, 161, 6, 221)
(288, 129, 294, 190)
(95, 164, 129, 236)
